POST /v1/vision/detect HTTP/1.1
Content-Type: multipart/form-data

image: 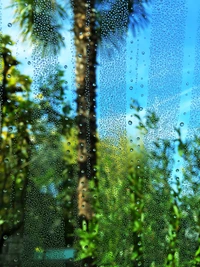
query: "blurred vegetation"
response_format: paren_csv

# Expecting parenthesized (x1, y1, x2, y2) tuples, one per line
(74, 103, 200, 267)
(0, 34, 75, 254)
(0, 9, 200, 267)
(0, 34, 200, 266)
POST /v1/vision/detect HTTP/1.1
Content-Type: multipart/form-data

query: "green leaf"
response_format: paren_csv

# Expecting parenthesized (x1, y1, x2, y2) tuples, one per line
(82, 220, 87, 231)
(195, 257, 200, 263)
(133, 220, 140, 231)
(195, 246, 200, 257)
(168, 254, 173, 261)
(178, 143, 184, 157)
(131, 251, 138, 260)
(134, 114, 141, 121)
(173, 205, 179, 218)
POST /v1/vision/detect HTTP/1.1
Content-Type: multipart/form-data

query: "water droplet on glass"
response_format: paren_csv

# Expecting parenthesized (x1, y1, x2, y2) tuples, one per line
(78, 54, 82, 58)
(64, 65, 68, 69)
(28, 61, 31, 65)
(8, 23, 12, 27)
(141, 51, 145, 55)
(129, 86, 133, 90)
(7, 74, 11, 78)
(3, 235, 8, 240)
(128, 121, 132, 125)
(180, 122, 184, 127)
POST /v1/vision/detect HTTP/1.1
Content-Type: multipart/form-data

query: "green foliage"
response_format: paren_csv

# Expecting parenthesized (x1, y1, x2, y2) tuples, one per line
(0, 35, 34, 242)
(75, 219, 98, 261)
(75, 104, 200, 267)
(0, 34, 74, 251)
(74, 134, 147, 266)
(2, 1, 200, 265)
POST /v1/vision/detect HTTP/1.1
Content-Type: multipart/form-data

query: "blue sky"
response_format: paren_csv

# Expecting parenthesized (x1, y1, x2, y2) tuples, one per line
(125, 0, 199, 141)
(2, 0, 200, 192)
(2, 0, 198, 140)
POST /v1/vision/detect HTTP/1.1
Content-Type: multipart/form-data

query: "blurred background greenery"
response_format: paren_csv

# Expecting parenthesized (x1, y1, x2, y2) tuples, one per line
(0, 0, 200, 267)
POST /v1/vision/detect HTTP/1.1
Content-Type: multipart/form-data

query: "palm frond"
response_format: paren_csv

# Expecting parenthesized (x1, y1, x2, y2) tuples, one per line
(95, 0, 151, 56)
(128, 0, 151, 36)
(7, 0, 68, 56)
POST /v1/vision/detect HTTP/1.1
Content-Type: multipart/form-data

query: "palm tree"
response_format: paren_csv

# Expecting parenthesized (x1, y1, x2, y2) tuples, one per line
(72, 0, 151, 228)
(9, 0, 151, 265)
(9, 0, 150, 233)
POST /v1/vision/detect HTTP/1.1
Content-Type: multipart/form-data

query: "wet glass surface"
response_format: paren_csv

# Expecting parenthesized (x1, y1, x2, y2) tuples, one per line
(0, 1, 199, 266)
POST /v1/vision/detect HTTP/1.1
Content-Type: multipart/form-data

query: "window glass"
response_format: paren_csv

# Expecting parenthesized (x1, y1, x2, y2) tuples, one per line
(0, 1, 199, 267)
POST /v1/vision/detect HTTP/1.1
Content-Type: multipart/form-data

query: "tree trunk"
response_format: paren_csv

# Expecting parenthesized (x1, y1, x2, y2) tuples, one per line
(72, 0, 98, 225)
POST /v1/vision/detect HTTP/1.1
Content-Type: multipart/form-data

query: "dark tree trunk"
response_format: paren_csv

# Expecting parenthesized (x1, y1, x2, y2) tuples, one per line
(71, 1, 98, 265)
(72, 0, 98, 223)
